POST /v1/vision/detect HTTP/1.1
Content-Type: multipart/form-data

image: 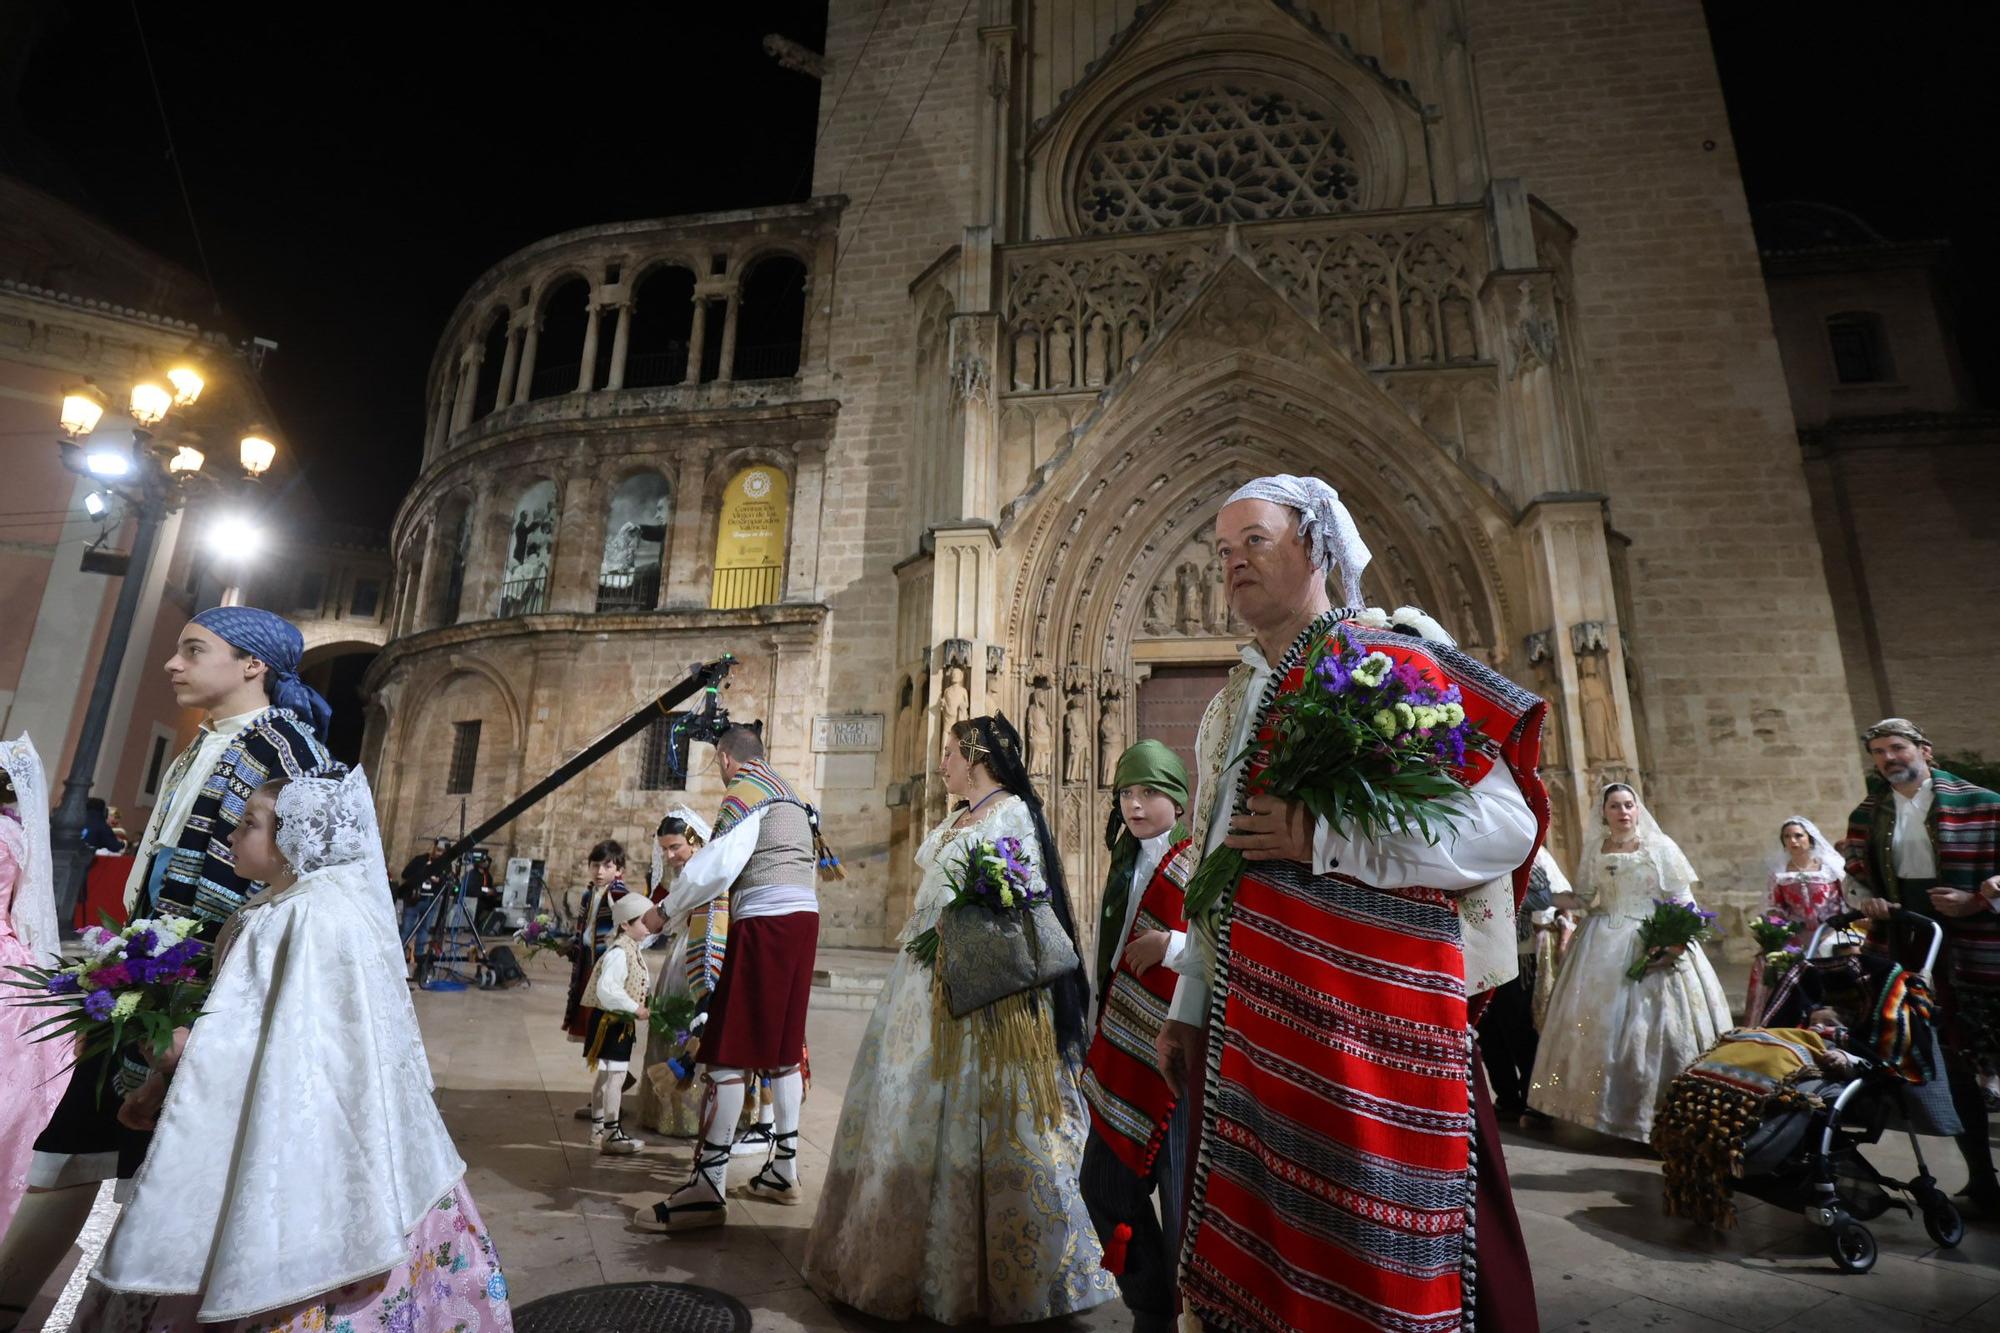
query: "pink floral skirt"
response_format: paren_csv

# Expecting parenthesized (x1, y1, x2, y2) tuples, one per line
(72, 1182, 513, 1331)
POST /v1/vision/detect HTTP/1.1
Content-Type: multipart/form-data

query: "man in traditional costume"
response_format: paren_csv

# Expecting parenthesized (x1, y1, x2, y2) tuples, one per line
(1082, 739, 1197, 1333)
(0, 606, 330, 1321)
(1844, 716, 2000, 1213)
(635, 724, 836, 1232)
(1155, 476, 1548, 1333)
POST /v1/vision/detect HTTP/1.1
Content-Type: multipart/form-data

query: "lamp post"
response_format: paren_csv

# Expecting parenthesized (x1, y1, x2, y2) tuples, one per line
(47, 366, 279, 927)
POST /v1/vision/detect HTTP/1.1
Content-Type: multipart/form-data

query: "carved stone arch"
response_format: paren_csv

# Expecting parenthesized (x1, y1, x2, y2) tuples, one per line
(528, 264, 598, 316)
(629, 253, 704, 287)
(1023, 0, 1433, 239)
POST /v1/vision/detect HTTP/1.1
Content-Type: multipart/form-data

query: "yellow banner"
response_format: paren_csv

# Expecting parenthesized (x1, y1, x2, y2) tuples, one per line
(711, 465, 788, 608)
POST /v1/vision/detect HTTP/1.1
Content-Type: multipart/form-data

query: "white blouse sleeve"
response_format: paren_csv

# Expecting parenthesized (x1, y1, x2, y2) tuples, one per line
(593, 948, 639, 1015)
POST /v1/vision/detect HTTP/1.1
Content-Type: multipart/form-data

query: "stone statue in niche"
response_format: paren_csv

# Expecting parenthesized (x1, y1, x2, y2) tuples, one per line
(1362, 295, 1395, 366)
(1047, 324, 1074, 390)
(1143, 582, 1172, 635)
(1083, 316, 1109, 387)
(1011, 327, 1038, 391)
(1118, 313, 1145, 370)
(1025, 684, 1055, 776)
(1063, 688, 1090, 784)
(1176, 562, 1204, 635)
(937, 665, 971, 764)
(1404, 290, 1436, 362)
(1446, 563, 1482, 647)
(1442, 293, 1477, 362)
(1577, 652, 1620, 766)
(1098, 692, 1122, 787)
(1326, 304, 1357, 361)
(1204, 552, 1229, 633)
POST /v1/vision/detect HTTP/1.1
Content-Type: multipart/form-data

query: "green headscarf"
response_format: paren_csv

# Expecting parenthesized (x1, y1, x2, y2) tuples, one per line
(1096, 740, 1192, 993)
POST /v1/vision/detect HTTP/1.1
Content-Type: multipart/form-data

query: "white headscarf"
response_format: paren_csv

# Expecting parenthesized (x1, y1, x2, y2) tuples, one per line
(1226, 474, 1373, 608)
(652, 804, 714, 890)
(1573, 781, 1698, 907)
(1768, 814, 1843, 881)
(0, 734, 57, 967)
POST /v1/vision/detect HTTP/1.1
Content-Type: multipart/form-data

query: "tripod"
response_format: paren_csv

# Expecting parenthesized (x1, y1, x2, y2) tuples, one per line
(403, 860, 491, 990)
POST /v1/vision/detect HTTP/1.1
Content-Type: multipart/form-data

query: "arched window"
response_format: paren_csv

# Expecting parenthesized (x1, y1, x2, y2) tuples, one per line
(709, 464, 789, 609)
(471, 310, 509, 420)
(1827, 311, 1892, 384)
(628, 266, 697, 387)
(598, 472, 670, 612)
(498, 480, 558, 617)
(1075, 81, 1364, 233)
(529, 278, 591, 399)
(424, 496, 474, 629)
(732, 256, 807, 381)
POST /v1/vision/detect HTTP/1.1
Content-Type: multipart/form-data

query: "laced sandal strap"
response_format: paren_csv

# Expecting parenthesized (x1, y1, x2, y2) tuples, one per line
(749, 1161, 792, 1191)
(774, 1130, 799, 1161)
(695, 1136, 734, 1172)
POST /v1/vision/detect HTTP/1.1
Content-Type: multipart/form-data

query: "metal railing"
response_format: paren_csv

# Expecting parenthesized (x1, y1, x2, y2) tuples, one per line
(496, 575, 548, 618)
(595, 566, 661, 613)
(731, 341, 802, 382)
(710, 564, 781, 610)
(528, 362, 581, 399)
(625, 347, 691, 388)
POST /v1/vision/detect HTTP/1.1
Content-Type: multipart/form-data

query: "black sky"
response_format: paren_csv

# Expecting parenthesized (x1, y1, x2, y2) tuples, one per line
(11, 3, 1993, 534)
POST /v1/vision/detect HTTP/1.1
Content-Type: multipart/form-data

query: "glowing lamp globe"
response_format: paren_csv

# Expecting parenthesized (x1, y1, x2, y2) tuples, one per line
(238, 433, 277, 478)
(166, 365, 206, 407)
(168, 446, 206, 475)
(128, 379, 173, 428)
(59, 384, 108, 440)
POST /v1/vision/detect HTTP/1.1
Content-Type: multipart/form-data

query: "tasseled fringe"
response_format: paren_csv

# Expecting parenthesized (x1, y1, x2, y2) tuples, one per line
(584, 1019, 611, 1072)
(1652, 1079, 1809, 1231)
(1179, 1315, 1204, 1333)
(929, 965, 1065, 1132)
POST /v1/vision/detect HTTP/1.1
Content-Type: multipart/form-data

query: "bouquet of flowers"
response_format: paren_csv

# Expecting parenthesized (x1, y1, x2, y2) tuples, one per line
(649, 995, 702, 1084)
(905, 835, 1045, 968)
(1625, 898, 1718, 982)
(4, 915, 209, 1097)
(1183, 632, 1487, 920)
(1749, 910, 1796, 954)
(515, 912, 572, 961)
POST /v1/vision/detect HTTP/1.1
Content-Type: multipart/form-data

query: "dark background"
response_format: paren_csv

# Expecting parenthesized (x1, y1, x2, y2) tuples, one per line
(6, 3, 1992, 534)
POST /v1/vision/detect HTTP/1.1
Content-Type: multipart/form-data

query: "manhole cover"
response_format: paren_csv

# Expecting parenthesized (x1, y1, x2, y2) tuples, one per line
(513, 1281, 751, 1333)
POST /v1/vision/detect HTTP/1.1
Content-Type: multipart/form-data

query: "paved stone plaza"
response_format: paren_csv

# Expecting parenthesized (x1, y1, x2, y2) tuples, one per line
(26, 948, 2000, 1331)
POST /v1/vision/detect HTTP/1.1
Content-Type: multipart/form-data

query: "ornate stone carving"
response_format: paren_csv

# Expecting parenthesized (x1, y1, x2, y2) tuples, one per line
(985, 643, 1006, 692)
(1011, 326, 1039, 391)
(1403, 288, 1434, 362)
(1362, 294, 1394, 366)
(1047, 323, 1074, 390)
(1083, 315, 1110, 387)
(1074, 82, 1363, 234)
(1203, 551, 1229, 633)
(1025, 673, 1055, 778)
(1576, 650, 1620, 767)
(1442, 293, 1478, 362)
(1062, 676, 1091, 785)
(937, 664, 971, 763)
(1143, 582, 1172, 635)
(1523, 629, 1554, 665)
(1569, 620, 1610, 655)
(1097, 675, 1124, 788)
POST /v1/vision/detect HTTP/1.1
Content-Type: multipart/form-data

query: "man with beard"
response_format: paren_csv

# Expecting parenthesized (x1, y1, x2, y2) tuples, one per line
(1845, 717, 2000, 1213)
(1154, 475, 1547, 1333)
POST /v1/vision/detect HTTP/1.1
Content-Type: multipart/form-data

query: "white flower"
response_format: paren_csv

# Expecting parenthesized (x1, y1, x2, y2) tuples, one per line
(1442, 703, 1466, 728)
(1413, 706, 1441, 731)
(1371, 709, 1399, 739)
(80, 926, 119, 956)
(1351, 607, 1392, 629)
(1393, 702, 1417, 732)
(111, 992, 142, 1020)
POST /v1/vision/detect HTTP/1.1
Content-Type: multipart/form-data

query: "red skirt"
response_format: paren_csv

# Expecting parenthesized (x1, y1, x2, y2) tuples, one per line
(701, 912, 817, 1071)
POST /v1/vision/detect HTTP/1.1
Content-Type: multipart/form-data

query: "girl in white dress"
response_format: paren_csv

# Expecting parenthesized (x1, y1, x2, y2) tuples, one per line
(1528, 782, 1733, 1143)
(803, 715, 1116, 1325)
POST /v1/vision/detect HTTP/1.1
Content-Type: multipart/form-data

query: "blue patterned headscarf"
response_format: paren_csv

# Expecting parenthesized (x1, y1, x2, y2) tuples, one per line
(190, 606, 332, 742)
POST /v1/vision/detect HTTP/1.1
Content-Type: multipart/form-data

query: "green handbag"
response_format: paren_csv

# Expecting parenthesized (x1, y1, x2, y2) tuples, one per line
(933, 898, 1080, 1020)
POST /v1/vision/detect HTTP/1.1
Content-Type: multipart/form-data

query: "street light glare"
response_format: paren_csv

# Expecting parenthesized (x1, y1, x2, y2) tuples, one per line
(83, 445, 133, 478)
(208, 515, 265, 556)
(83, 492, 109, 518)
(168, 445, 206, 475)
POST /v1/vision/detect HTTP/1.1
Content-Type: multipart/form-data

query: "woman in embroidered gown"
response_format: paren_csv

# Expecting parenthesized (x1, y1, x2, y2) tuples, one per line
(0, 735, 71, 1248)
(1744, 816, 1849, 1022)
(72, 767, 513, 1331)
(803, 715, 1116, 1325)
(1527, 783, 1733, 1143)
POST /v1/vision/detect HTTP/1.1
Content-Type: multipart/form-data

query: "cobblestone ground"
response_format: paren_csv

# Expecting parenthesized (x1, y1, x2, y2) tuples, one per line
(27, 948, 2000, 1331)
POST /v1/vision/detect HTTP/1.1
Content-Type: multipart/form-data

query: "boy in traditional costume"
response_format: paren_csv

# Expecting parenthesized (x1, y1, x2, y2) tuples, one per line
(1155, 476, 1547, 1333)
(1081, 739, 1196, 1333)
(584, 892, 655, 1155)
(636, 725, 837, 1231)
(1845, 716, 2000, 1212)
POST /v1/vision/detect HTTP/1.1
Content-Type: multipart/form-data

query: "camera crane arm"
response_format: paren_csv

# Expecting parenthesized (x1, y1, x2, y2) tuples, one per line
(433, 653, 737, 867)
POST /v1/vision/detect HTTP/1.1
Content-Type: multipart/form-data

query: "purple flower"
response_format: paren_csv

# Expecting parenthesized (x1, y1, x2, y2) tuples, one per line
(46, 972, 81, 995)
(83, 989, 115, 1020)
(89, 963, 132, 990)
(125, 929, 158, 959)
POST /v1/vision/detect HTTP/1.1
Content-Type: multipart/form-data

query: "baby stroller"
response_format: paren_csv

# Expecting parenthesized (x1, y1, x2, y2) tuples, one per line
(1730, 908, 1964, 1272)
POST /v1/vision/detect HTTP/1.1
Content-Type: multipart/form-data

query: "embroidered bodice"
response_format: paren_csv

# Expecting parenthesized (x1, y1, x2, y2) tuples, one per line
(905, 795, 1041, 940)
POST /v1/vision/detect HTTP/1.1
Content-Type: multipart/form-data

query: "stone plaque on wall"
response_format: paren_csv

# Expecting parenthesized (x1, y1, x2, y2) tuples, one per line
(812, 713, 885, 753)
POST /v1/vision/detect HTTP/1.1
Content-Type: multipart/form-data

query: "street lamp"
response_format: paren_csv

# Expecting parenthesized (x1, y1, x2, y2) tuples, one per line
(46, 360, 281, 927)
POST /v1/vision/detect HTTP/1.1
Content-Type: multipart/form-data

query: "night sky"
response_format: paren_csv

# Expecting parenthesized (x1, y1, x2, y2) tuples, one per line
(8, 3, 1992, 536)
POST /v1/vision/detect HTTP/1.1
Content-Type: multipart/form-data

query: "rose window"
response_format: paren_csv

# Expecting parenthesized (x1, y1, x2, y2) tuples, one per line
(1075, 83, 1363, 233)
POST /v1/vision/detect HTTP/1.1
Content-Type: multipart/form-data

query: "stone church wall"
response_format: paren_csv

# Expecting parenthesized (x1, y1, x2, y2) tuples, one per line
(1469, 0, 1860, 904)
